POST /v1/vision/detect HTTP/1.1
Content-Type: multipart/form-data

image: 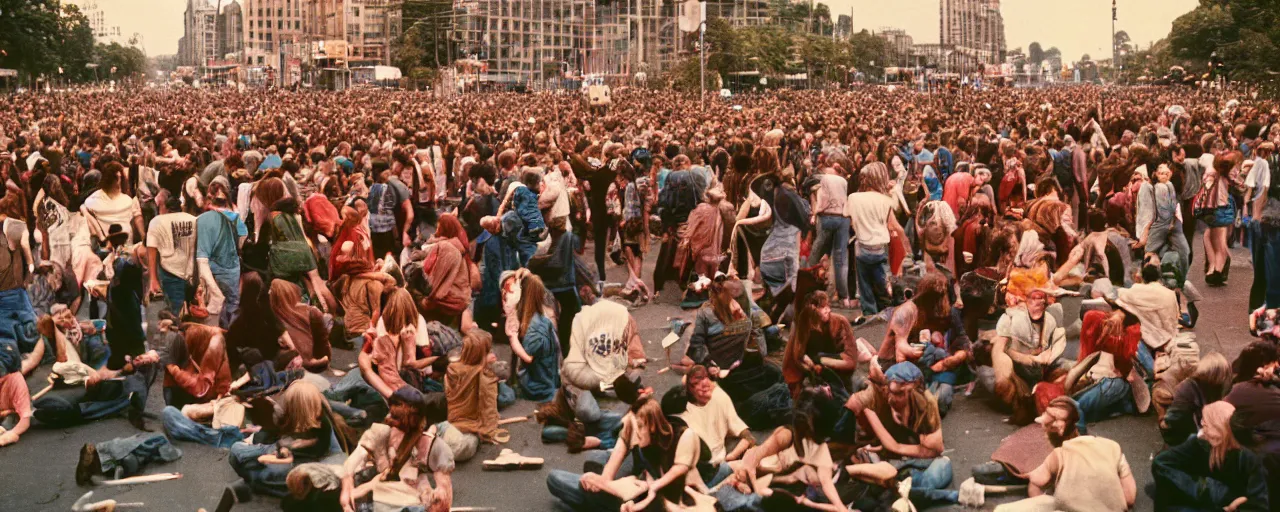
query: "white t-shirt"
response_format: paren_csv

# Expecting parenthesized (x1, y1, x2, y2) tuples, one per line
(146, 212, 198, 279)
(680, 385, 749, 465)
(1246, 156, 1272, 202)
(844, 191, 897, 246)
(83, 190, 142, 241)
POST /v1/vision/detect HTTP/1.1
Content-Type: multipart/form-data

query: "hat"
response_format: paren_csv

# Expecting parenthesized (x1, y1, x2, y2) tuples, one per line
(105, 224, 129, 246)
(885, 362, 923, 383)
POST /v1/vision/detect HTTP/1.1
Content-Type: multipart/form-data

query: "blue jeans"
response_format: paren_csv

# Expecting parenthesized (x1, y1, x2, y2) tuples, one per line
(498, 381, 516, 409)
(1136, 343, 1155, 377)
(542, 410, 625, 450)
(898, 457, 959, 506)
(324, 368, 387, 425)
(855, 243, 890, 315)
(1073, 377, 1136, 432)
(32, 364, 154, 427)
(162, 406, 245, 448)
(81, 320, 111, 370)
(548, 450, 734, 511)
(229, 442, 293, 497)
(1249, 220, 1280, 310)
(158, 267, 189, 316)
(95, 432, 183, 478)
(211, 266, 240, 329)
(809, 214, 850, 299)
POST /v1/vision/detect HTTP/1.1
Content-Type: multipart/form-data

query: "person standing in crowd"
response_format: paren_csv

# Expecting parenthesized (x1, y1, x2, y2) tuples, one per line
(845, 163, 899, 317)
(146, 194, 197, 317)
(806, 166, 851, 309)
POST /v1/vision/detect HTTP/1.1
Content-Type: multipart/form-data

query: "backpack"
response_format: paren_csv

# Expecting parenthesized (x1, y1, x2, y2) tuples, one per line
(1052, 148, 1075, 190)
(266, 212, 317, 280)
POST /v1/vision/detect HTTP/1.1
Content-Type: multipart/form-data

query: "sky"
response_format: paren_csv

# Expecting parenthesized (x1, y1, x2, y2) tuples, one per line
(830, 0, 1199, 64)
(101, 0, 1199, 61)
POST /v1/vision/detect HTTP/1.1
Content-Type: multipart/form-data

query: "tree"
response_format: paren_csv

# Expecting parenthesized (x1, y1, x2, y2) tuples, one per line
(393, 0, 454, 72)
(812, 3, 832, 36)
(1028, 42, 1044, 65)
(848, 29, 887, 77)
(1044, 47, 1062, 72)
(0, 0, 63, 77)
(95, 42, 148, 82)
(57, 4, 95, 82)
(1081, 53, 1091, 62)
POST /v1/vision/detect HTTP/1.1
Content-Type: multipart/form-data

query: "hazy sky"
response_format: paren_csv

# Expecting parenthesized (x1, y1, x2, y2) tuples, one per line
(105, 0, 1199, 61)
(831, 0, 1199, 63)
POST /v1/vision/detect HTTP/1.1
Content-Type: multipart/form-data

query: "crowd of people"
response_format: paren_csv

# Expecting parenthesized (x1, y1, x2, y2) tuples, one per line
(0, 83, 1277, 512)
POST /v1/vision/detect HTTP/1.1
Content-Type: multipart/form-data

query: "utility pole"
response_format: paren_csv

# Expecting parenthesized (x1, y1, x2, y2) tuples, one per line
(699, 0, 705, 110)
(1111, 0, 1117, 84)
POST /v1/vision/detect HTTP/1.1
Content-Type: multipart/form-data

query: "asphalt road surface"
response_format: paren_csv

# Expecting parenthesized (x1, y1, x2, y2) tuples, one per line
(0, 234, 1260, 512)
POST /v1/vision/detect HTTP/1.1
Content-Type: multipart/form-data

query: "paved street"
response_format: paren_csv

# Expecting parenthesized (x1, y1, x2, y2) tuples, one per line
(0, 235, 1261, 512)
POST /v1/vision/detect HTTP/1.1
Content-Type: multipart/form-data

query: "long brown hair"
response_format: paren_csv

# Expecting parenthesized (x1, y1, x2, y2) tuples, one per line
(707, 278, 741, 324)
(783, 291, 829, 378)
(459, 329, 493, 366)
(517, 274, 549, 340)
(254, 177, 288, 210)
(381, 288, 418, 336)
(629, 397, 675, 452)
(268, 279, 307, 327)
(278, 381, 326, 434)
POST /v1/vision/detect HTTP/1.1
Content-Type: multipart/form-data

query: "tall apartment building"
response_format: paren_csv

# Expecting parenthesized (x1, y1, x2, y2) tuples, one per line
(219, 1, 244, 59)
(452, 0, 771, 86)
(180, 0, 219, 67)
(67, 0, 123, 43)
(241, 0, 308, 67)
(305, 0, 401, 66)
(877, 28, 915, 68)
(939, 0, 1006, 68)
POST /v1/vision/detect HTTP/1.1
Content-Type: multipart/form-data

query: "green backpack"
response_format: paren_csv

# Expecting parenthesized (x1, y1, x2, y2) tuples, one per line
(266, 212, 316, 280)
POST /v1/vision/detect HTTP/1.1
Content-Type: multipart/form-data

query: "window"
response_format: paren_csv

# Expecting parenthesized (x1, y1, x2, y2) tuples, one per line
(353, 7, 359, 16)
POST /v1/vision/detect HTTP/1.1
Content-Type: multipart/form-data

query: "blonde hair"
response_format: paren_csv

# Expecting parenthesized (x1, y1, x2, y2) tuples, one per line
(859, 162, 891, 195)
(1191, 353, 1233, 401)
(279, 381, 326, 435)
(1201, 401, 1241, 470)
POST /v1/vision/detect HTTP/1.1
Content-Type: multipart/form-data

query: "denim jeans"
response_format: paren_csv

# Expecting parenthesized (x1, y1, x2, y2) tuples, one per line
(324, 368, 388, 425)
(809, 214, 850, 299)
(1073, 377, 1136, 433)
(82, 319, 111, 370)
(158, 267, 189, 316)
(498, 381, 517, 409)
(1249, 220, 1280, 310)
(95, 432, 183, 478)
(547, 450, 733, 511)
(1146, 219, 1191, 277)
(1136, 343, 1155, 377)
(897, 457, 959, 507)
(32, 365, 154, 427)
(229, 442, 293, 498)
(542, 410, 624, 450)
(211, 266, 240, 330)
(162, 406, 245, 448)
(855, 243, 890, 315)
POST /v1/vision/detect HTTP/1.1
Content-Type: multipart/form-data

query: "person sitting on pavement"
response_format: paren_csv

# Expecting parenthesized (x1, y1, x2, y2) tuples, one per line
(843, 362, 959, 509)
(1160, 352, 1234, 447)
(1152, 400, 1270, 512)
(546, 396, 705, 512)
(341, 387, 454, 512)
(875, 272, 972, 417)
(984, 274, 1069, 425)
(992, 396, 1136, 512)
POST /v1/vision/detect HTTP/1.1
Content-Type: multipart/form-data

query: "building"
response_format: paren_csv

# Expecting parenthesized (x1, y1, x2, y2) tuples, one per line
(180, 0, 219, 67)
(304, 0, 401, 66)
(835, 14, 852, 40)
(67, 0, 123, 43)
(452, 0, 774, 87)
(877, 28, 915, 68)
(939, 0, 1006, 71)
(219, 1, 244, 59)
(240, 0, 308, 69)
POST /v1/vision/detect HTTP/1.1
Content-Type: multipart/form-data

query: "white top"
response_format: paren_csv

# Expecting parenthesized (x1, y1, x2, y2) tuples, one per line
(680, 385, 749, 465)
(1246, 156, 1272, 202)
(844, 191, 897, 246)
(83, 189, 141, 241)
(146, 212, 198, 279)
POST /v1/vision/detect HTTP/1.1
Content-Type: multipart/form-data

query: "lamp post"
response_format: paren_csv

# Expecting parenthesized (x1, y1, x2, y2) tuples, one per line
(699, 0, 706, 111)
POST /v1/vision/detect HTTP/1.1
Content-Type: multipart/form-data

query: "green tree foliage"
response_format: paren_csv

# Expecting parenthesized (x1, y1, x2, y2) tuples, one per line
(691, 15, 885, 87)
(0, 0, 64, 76)
(394, 0, 454, 72)
(95, 42, 148, 81)
(1166, 0, 1280, 81)
(1028, 42, 1044, 65)
(58, 4, 95, 81)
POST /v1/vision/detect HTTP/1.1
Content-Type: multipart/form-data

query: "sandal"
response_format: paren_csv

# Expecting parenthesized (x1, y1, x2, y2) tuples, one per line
(482, 448, 544, 471)
(486, 428, 511, 444)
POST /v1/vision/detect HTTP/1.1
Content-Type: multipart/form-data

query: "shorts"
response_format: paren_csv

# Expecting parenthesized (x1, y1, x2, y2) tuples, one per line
(1203, 195, 1236, 228)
